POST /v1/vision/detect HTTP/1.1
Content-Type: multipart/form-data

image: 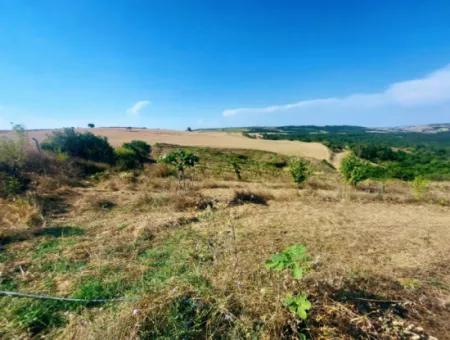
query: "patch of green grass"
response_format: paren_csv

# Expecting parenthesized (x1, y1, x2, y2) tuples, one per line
(73, 276, 130, 300)
(32, 238, 77, 259)
(0, 276, 18, 290)
(32, 239, 61, 258)
(138, 231, 212, 292)
(7, 299, 68, 335)
(38, 258, 86, 273)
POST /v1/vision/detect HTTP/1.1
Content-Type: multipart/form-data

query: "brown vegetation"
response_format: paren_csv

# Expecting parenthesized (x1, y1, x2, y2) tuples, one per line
(0, 143, 449, 339)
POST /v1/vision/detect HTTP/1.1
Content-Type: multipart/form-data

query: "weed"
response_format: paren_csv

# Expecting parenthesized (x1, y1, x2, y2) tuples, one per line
(283, 294, 312, 320)
(265, 244, 309, 279)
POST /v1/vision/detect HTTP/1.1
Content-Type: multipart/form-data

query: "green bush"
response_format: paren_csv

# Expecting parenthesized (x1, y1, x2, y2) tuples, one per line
(41, 128, 115, 164)
(115, 140, 151, 170)
(115, 147, 141, 170)
(122, 140, 151, 162)
(289, 158, 312, 186)
(340, 153, 385, 186)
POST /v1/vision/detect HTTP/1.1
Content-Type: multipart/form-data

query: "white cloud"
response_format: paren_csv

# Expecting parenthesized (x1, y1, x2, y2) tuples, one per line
(223, 64, 450, 118)
(127, 100, 150, 116)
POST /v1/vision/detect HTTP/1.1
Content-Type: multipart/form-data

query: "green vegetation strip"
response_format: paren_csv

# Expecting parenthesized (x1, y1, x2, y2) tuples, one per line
(0, 290, 128, 303)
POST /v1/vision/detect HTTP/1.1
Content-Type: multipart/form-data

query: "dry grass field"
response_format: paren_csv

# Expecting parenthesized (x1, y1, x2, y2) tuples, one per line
(0, 128, 340, 167)
(1, 144, 449, 339)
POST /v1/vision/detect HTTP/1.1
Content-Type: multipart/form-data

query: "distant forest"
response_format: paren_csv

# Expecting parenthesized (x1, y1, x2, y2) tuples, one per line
(246, 126, 450, 181)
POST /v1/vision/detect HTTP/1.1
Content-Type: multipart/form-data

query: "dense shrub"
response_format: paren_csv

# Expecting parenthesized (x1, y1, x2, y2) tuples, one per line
(122, 140, 151, 162)
(115, 140, 151, 170)
(115, 146, 142, 170)
(41, 128, 115, 164)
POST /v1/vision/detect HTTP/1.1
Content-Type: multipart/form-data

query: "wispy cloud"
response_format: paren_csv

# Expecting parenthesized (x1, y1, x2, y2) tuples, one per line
(223, 64, 450, 118)
(127, 100, 150, 116)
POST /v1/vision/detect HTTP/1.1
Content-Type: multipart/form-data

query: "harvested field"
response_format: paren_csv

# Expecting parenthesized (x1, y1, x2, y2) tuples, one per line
(1, 128, 341, 166)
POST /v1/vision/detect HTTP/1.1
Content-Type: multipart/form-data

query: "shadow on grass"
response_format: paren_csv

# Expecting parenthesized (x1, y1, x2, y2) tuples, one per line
(0, 226, 85, 247)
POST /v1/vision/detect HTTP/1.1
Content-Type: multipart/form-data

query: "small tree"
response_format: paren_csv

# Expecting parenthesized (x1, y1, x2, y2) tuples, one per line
(340, 153, 385, 186)
(289, 158, 312, 187)
(87, 123, 95, 128)
(159, 149, 199, 181)
(186, 127, 192, 132)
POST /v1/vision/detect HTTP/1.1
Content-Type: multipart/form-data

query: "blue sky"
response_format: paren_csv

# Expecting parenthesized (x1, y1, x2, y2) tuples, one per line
(1, 0, 450, 130)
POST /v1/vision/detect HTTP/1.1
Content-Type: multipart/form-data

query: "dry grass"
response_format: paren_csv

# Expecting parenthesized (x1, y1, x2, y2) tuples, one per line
(0, 146, 449, 339)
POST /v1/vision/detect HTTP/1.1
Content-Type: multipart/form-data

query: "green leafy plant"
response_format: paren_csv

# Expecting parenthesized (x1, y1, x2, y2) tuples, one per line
(289, 159, 312, 186)
(265, 244, 309, 279)
(283, 294, 312, 320)
(159, 149, 199, 181)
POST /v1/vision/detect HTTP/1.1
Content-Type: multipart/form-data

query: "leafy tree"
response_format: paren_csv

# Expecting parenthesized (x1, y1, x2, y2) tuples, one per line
(289, 158, 312, 186)
(87, 123, 95, 128)
(159, 149, 199, 180)
(41, 128, 115, 164)
(186, 127, 192, 132)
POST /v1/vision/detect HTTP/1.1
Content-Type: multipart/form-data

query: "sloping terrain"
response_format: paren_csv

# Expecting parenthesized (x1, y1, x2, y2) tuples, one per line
(1, 145, 449, 339)
(1, 128, 340, 166)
